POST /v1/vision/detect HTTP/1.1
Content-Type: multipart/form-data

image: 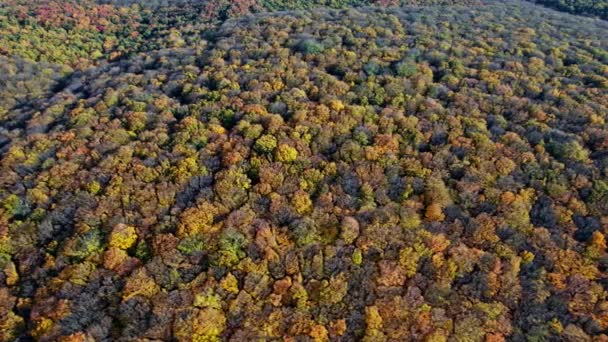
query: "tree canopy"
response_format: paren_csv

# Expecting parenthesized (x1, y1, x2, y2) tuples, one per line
(1, 0, 608, 340)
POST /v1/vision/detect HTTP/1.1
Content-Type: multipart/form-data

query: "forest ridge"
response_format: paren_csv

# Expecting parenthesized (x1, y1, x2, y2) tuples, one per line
(0, 0, 608, 341)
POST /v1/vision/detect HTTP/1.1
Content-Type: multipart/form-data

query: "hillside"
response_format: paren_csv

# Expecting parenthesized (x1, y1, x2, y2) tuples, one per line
(531, 0, 608, 20)
(1, 0, 608, 341)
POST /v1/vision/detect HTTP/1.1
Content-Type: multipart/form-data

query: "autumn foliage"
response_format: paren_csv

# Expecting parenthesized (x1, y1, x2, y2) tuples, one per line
(1, 0, 608, 340)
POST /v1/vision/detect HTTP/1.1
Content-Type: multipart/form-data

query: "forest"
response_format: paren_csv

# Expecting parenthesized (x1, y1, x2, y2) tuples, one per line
(531, 0, 608, 19)
(1, 0, 608, 341)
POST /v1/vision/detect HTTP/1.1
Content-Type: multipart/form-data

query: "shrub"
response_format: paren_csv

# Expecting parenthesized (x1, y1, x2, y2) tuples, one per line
(109, 224, 138, 250)
(254, 134, 277, 154)
(2, 194, 29, 218)
(275, 144, 298, 163)
(394, 60, 418, 77)
(292, 190, 313, 215)
(547, 139, 589, 162)
(295, 38, 324, 55)
(217, 230, 246, 266)
(177, 234, 205, 255)
(290, 218, 320, 247)
(425, 202, 445, 222)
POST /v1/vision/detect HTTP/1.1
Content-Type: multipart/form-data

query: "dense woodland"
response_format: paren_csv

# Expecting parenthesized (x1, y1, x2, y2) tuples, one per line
(531, 0, 608, 20)
(1, 0, 608, 341)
